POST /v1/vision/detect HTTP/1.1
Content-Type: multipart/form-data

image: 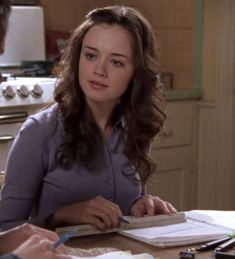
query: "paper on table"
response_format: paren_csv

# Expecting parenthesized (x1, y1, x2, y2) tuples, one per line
(120, 220, 230, 247)
(71, 251, 155, 259)
(186, 210, 235, 230)
(119, 210, 235, 247)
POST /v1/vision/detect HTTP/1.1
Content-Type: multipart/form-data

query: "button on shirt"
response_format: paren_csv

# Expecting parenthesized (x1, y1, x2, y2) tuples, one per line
(0, 105, 143, 230)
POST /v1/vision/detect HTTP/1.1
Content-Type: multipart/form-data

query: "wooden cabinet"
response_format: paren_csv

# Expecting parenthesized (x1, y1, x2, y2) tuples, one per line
(147, 101, 198, 211)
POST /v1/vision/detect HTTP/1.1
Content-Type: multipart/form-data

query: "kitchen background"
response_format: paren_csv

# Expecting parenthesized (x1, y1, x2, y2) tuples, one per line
(0, 0, 235, 211)
(41, 0, 195, 91)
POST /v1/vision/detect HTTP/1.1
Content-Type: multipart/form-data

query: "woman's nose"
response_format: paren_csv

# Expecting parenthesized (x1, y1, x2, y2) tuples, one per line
(94, 60, 107, 77)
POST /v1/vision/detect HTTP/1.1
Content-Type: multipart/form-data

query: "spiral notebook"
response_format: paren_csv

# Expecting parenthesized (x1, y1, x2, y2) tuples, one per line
(119, 210, 235, 247)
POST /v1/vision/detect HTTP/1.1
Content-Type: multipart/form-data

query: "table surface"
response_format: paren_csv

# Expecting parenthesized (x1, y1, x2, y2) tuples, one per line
(66, 233, 213, 259)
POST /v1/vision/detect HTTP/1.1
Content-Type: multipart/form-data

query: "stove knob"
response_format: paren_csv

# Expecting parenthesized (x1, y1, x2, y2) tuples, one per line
(2, 85, 16, 98)
(17, 85, 30, 97)
(31, 84, 43, 97)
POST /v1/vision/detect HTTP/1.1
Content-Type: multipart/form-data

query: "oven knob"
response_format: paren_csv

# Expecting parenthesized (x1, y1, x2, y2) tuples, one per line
(17, 85, 30, 97)
(2, 85, 16, 98)
(31, 84, 43, 97)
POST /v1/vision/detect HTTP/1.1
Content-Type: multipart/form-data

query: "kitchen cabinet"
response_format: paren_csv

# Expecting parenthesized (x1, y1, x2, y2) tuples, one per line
(147, 100, 198, 211)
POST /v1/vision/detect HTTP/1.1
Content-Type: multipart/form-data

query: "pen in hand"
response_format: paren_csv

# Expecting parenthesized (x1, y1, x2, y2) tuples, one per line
(53, 228, 78, 250)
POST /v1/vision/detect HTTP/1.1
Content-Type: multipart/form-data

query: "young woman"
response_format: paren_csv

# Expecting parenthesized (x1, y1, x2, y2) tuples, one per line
(0, 5, 176, 231)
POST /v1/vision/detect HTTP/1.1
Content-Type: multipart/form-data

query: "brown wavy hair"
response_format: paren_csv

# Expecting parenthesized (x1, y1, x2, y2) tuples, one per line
(0, 0, 11, 54)
(54, 5, 166, 183)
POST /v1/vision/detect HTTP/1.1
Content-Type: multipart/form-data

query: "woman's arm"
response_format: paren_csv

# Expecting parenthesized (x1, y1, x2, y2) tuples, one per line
(0, 117, 46, 230)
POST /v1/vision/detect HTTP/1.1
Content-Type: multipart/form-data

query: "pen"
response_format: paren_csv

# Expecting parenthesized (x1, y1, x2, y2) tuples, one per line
(53, 228, 78, 250)
(214, 238, 235, 253)
(118, 216, 130, 224)
(196, 236, 232, 251)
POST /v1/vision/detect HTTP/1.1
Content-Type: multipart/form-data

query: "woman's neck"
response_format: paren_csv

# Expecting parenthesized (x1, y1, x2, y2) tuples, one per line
(86, 100, 118, 140)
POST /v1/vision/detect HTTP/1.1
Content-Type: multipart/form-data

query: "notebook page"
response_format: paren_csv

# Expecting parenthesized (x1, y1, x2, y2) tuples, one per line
(119, 219, 231, 247)
(186, 210, 235, 230)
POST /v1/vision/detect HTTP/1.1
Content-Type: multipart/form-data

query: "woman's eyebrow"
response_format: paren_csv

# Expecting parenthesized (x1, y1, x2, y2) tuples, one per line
(83, 45, 98, 52)
(83, 45, 129, 59)
(111, 53, 129, 60)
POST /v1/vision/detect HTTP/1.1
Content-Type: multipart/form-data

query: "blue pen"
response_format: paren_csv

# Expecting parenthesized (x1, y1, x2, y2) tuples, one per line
(53, 228, 78, 249)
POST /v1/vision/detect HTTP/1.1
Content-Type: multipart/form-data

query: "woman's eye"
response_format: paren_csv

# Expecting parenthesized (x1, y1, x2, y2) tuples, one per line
(84, 52, 96, 60)
(111, 59, 124, 67)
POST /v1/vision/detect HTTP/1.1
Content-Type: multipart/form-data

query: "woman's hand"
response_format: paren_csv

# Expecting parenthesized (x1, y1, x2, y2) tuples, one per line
(130, 195, 177, 217)
(13, 234, 71, 259)
(0, 223, 65, 254)
(52, 196, 123, 230)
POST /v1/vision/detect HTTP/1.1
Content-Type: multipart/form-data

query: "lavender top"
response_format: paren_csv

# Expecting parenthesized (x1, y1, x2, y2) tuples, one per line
(0, 105, 143, 230)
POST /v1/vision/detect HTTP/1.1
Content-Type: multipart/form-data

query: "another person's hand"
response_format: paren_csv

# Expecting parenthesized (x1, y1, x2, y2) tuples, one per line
(52, 196, 123, 230)
(13, 234, 71, 259)
(0, 223, 65, 254)
(130, 195, 177, 217)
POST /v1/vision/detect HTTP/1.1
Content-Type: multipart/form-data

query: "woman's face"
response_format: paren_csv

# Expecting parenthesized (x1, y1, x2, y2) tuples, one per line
(79, 24, 135, 107)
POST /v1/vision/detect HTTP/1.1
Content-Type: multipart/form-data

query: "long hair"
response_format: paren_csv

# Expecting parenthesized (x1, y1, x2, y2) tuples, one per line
(0, 0, 11, 54)
(54, 5, 166, 183)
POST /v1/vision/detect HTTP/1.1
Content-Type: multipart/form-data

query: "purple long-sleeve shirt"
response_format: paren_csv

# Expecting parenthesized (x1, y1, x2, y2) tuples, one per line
(0, 105, 143, 230)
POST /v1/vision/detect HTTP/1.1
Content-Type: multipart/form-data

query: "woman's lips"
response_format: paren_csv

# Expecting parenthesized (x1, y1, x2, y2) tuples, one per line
(89, 80, 108, 90)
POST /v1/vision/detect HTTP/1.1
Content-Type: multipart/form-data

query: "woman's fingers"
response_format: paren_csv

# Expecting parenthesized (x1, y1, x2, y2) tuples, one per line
(130, 195, 177, 217)
(55, 196, 123, 230)
(20, 223, 59, 242)
(13, 235, 71, 259)
(82, 196, 122, 229)
(151, 195, 177, 215)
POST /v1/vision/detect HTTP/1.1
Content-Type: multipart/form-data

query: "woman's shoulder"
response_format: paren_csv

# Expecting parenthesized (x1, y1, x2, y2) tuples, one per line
(31, 103, 59, 122)
(21, 103, 61, 134)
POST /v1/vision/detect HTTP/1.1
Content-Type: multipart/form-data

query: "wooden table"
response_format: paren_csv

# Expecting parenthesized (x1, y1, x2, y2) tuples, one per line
(66, 233, 212, 258)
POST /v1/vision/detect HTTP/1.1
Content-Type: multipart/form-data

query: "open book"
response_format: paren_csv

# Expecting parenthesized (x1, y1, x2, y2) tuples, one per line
(120, 210, 235, 247)
(56, 210, 235, 248)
